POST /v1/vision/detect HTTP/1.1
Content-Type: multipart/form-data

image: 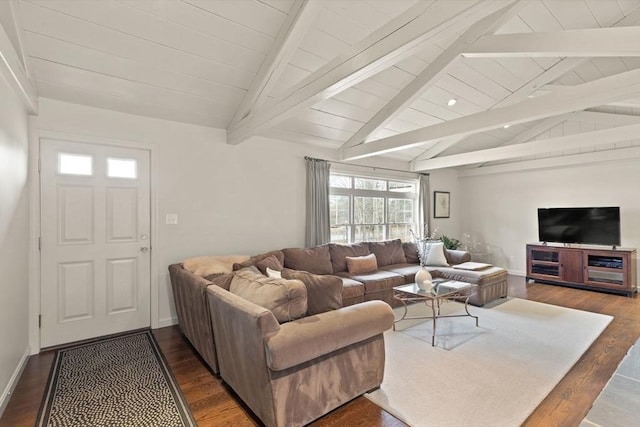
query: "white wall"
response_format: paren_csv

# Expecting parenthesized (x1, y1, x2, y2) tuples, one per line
(459, 161, 640, 280)
(0, 73, 30, 412)
(30, 98, 408, 333)
(429, 169, 462, 240)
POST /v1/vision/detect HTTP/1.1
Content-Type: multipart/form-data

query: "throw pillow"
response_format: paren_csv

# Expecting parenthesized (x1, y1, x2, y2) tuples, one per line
(229, 269, 307, 323)
(266, 267, 282, 278)
(183, 255, 250, 277)
(233, 250, 285, 272)
(207, 273, 234, 291)
(424, 241, 449, 267)
(328, 242, 370, 273)
(255, 254, 284, 275)
(282, 245, 334, 275)
(281, 268, 342, 315)
(368, 239, 407, 267)
(345, 253, 378, 274)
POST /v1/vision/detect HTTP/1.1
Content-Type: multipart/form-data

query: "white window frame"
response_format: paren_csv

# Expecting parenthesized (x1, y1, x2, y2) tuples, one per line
(329, 172, 418, 243)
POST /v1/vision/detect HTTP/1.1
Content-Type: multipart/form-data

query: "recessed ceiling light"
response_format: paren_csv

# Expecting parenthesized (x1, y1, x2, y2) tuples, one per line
(503, 124, 511, 129)
(447, 98, 457, 107)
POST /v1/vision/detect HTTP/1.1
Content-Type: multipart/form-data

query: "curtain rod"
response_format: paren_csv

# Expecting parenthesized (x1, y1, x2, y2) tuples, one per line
(304, 156, 428, 176)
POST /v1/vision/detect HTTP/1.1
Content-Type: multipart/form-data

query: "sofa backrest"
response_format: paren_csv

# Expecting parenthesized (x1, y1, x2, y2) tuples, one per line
(328, 242, 370, 273)
(368, 239, 407, 267)
(282, 245, 333, 275)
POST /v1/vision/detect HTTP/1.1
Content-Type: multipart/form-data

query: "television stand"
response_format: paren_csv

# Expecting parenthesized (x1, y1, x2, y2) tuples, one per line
(526, 243, 637, 297)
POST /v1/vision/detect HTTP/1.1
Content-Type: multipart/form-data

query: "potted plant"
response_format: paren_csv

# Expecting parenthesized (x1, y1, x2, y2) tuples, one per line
(439, 235, 461, 250)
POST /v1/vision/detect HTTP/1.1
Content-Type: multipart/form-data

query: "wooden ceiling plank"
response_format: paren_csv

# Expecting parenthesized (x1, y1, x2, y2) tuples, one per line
(410, 57, 585, 163)
(458, 146, 640, 177)
(0, 1, 37, 113)
(27, 0, 265, 72)
(227, 0, 492, 144)
(230, 0, 321, 126)
(575, 111, 640, 126)
(343, 68, 640, 161)
(412, 123, 640, 170)
(470, 113, 578, 168)
(19, 2, 256, 89)
(339, 1, 522, 150)
(463, 27, 640, 58)
(25, 32, 244, 105)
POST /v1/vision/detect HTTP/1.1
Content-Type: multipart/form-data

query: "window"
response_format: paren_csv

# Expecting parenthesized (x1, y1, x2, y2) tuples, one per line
(58, 153, 93, 176)
(107, 158, 137, 179)
(329, 173, 418, 243)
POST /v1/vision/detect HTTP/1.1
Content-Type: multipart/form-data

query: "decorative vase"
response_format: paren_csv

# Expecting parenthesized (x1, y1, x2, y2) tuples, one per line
(415, 267, 433, 290)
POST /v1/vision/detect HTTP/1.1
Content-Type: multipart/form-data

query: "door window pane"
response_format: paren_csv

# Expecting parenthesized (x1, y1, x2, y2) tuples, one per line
(107, 158, 137, 179)
(58, 153, 93, 176)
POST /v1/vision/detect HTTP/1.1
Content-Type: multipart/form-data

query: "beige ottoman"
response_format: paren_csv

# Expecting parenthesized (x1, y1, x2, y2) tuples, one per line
(436, 265, 508, 306)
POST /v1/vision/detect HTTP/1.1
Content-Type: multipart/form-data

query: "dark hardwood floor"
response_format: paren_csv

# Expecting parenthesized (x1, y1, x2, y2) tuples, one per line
(1, 275, 638, 427)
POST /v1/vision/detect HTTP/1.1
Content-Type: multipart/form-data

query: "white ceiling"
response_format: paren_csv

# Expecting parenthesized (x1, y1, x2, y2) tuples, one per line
(2, 0, 640, 172)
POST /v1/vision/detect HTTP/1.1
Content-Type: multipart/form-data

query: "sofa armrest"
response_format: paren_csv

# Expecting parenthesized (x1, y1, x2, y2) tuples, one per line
(266, 300, 393, 371)
(445, 249, 471, 265)
(168, 263, 219, 372)
(206, 285, 282, 425)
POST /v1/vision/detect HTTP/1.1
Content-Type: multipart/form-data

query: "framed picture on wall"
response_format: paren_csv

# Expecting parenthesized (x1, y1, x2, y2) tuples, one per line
(434, 191, 450, 218)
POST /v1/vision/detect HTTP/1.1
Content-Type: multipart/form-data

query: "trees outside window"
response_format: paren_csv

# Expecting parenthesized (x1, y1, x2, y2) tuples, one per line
(329, 173, 417, 243)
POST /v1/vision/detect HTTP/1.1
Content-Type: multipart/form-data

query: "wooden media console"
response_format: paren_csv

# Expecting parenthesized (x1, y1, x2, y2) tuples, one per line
(526, 243, 637, 296)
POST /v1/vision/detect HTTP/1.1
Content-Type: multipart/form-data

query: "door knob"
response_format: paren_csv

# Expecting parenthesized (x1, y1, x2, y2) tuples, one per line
(140, 246, 149, 253)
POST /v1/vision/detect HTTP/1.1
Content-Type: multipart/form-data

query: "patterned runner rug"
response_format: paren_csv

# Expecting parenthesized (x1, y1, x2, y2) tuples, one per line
(37, 330, 196, 427)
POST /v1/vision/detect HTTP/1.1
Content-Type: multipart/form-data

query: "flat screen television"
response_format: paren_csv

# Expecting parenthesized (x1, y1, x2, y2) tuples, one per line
(538, 207, 621, 246)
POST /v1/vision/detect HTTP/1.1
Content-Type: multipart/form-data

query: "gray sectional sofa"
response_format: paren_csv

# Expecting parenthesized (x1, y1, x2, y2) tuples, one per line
(168, 238, 508, 426)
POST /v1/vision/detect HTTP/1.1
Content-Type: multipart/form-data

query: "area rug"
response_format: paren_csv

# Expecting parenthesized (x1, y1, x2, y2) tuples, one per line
(366, 298, 612, 427)
(37, 330, 196, 427)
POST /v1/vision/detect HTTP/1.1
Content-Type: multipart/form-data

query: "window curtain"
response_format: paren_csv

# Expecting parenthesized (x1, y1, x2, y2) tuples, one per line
(305, 157, 331, 247)
(418, 174, 431, 237)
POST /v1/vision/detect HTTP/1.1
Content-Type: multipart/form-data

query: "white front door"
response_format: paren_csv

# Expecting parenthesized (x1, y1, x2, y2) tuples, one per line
(40, 139, 151, 348)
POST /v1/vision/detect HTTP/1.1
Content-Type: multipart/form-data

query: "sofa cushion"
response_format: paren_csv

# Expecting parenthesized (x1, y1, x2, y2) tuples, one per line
(339, 277, 365, 300)
(283, 245, 333, 275)
(184, 255, 250, 277)
(380, 264, 443, 284)
(424, 242, 449, 267)
(281, 269, 342, 315)
(208, 273, 234, 290)
(229, 269, 307, 323)
(346, 253, 378, 274)
(328, 242, 370, 273)
(445, 249, 472, 265)
(232, 250, 285, 272)
(402, 242, 420, 264)
(336, 270, 404, 294)
(368, 239, 406, 267)
(255, 255, 284, 274)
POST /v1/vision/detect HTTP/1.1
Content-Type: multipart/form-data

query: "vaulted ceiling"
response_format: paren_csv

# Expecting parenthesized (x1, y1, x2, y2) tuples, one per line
(2, 0, 639, 173)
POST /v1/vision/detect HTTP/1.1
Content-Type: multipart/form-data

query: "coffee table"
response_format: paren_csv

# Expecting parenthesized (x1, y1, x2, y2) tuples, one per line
(393, 279, 479, 346)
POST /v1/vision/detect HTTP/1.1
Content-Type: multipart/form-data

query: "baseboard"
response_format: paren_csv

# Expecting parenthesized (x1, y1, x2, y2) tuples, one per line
(0, 346, 31, 417)
(507, 269, 526, 277)
(157, 316, 178, 329)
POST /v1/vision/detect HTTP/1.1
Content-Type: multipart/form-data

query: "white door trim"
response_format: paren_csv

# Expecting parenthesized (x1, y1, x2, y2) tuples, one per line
(28, 125, 160, 354)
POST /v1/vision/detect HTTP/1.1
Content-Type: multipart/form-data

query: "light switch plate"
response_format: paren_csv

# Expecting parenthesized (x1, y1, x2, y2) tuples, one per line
(166, 214, 178, 225)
